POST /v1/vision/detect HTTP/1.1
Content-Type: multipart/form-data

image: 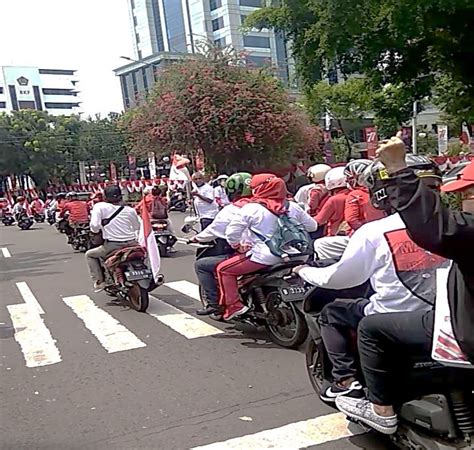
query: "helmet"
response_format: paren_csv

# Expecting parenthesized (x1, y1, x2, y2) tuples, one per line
(344, 159, 372, 189)
(325, 166, 347, 191)
(363, 154, 442, 210)
(17, 196, 25, 202)
(104, 185, 122, 203)
(225, 172, 252, 201)
(216, 174, 229, 181)
(307, 164, 331, 183)
(46, 193, 53, 199)
(143, 186, 153, 195)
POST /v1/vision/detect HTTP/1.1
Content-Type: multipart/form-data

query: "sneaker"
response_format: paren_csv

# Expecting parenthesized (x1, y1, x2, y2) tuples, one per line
(320, 380, 365, 402)
(335, 396, 398, 435)
(223, 303, 249, 321)
(93, 281, 106, 292)
(196, 305, 222, 316)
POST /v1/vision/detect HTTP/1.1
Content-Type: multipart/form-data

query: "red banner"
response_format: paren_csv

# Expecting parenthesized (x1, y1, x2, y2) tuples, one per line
(364, 126, 378, 158)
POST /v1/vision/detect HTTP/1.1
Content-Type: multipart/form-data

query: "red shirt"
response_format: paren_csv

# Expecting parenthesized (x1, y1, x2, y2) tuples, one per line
(61, 200, 90, 223)
(315, 189, 350, 236)
(308, 184, 329, 216)
(344, 188, 385, 233)
(31, 199, 45, 213)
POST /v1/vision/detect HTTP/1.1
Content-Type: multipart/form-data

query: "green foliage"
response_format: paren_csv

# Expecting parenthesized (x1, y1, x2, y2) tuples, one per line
(444, 142, 471, 157)
(416, 133, 438, 155)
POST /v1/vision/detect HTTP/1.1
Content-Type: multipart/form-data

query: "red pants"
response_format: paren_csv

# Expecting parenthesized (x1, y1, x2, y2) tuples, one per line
(216, 254, 267, 309)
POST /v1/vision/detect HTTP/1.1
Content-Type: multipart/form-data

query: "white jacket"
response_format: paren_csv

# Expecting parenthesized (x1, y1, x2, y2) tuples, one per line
(195, 203, 242, 242)
(226, 201, 318, 265)
(298, 213, 449, 315)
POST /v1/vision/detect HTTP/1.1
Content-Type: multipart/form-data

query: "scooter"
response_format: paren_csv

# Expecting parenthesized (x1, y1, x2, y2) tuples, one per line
(46, 208, 56, 225)
(16, 213, 34, 230)
(70, 224, 91, 253)
(152, 220, 177, 257)
(2, 210, 15, 226)
(168, 189, 187, 212)
(303, 284, 474, 449)
(33, 211, 46, 223)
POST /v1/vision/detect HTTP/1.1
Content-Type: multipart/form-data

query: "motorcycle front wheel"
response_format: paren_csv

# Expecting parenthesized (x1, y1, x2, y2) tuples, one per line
(128, 283, 150, 312)
(264, 291, 308, 348)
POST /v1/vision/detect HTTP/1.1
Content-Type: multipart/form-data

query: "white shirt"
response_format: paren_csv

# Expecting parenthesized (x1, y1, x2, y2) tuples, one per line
(294, 183, 315, 207)
(226, 201, 318, 265)
(90, 202, 140, 242)
(195, 203, 241, 242)
(298, 213, 449, 316)
(214, 185, 230, 207)
(193, 183, 219, 219)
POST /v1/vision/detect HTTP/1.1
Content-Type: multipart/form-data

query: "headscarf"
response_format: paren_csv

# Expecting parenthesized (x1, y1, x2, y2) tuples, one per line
(233, 197, 252, 208)
(250, 173, 288, 215)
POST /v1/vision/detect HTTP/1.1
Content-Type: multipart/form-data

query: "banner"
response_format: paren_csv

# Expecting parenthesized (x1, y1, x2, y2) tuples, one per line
(364, 126, 378, 158)
(148, 152, 157, 179)
(110, 162, 117, 181)
(323, 131, 334, 164)
(437, 125, 448, 155)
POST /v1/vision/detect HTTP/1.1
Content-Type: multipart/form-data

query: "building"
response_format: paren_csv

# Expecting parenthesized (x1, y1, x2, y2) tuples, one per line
(116, 0, 297, 109)
(0, 66, 80, 116)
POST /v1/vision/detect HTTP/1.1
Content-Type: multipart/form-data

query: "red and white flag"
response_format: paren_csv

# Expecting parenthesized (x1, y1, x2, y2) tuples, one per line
(138, 202, 161, 282)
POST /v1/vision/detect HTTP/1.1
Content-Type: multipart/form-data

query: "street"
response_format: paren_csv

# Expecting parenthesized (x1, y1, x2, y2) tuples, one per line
(0, 214, 392, 450)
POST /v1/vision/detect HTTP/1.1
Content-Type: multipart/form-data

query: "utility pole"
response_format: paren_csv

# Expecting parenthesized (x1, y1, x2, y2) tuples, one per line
(412, 100, 418, 155)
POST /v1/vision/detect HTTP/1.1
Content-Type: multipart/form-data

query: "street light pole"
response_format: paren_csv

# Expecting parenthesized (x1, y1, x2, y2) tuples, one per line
(412, 100, 418, 155)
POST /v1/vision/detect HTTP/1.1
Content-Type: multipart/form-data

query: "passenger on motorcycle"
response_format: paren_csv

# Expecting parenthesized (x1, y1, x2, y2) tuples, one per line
(293, 156, 446, 405)
(213, 174, 230, 209)
(335, 138, 474, 435)
(294, 164, 331, 213)
(311, 167, 350, 236)
(189, 172, 252, 316)
(219, 174, 317, 321)
(136, 186, 174, 233)
(313, 160, 385, 260)
(86, 185, 140, 292)
(31, 197, 45, 216)
(12, 196, 30, 220)
(60, 192, 90, 243)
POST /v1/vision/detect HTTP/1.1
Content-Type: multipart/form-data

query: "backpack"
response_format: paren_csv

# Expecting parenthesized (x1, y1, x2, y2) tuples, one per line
(251, 202, 313, 260)
(151, 197, 168, 220)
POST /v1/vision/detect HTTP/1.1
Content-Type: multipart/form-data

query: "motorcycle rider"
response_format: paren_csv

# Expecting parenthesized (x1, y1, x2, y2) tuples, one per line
(314, 159, 385, 260)
(294, 164, 331, 213)
(12, 196, 30, 221)
(60, 192, 90, 243)
(293, 156, 447, 404)
(45, 193, 57, 210)
(219, 174, 317, 321)
(31, 197, 45, 217)
(136, 185, 174, 233)
(213, 175, 230, 209)
(86, 185, 140, 292)
(335, 138, 474, 435)
(191, 172, 219, 230)
(190, 172, 252, 316)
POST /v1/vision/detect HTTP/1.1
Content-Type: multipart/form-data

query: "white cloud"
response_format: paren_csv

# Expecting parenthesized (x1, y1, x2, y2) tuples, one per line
(1, 0, 134, 116)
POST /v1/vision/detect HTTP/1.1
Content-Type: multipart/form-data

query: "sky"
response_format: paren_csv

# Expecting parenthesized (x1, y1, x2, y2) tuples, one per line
(0, 0, 135, 116)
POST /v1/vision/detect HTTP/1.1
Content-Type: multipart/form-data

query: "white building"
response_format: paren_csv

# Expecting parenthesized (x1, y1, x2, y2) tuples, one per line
(0, 66, 80, 116)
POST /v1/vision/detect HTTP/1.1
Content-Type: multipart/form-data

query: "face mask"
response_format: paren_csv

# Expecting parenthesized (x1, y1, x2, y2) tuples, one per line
(462, 199, 474, 214)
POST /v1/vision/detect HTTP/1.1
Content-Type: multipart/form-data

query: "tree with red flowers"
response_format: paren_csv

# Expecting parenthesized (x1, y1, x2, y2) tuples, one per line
(123, 48, 321, 172)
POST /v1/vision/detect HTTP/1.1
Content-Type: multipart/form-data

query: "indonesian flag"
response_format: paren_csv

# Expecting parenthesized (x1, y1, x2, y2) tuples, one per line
(138, 200, 161, 283)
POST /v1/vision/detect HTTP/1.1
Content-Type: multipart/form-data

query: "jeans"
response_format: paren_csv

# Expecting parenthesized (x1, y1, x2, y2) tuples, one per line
(319, 298, 370, 382)
(195, 255, 229, 306)
(86, 239, 137, 283)
(200, 218, 213, 230)
(357, 310, 433, 405)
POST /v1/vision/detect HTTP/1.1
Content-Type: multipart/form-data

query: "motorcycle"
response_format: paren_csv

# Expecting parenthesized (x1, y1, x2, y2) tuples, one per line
(47, 208, 56, 225)
(303, 285, 474, 449)
(168, 189, 187, 212)
(33, 211, 46, 223)
(17, 213, 34, 230)
(70, 224, 91, 253)
(152, 220, 177, 257)
(2, 210, 14, 226)
(56, 215, 69, 233)
(101, 245, 163, 312)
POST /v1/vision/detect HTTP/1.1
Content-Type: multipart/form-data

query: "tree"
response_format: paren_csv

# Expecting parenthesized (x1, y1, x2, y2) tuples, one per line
(246, 0, 474, 122)
(123, 48, 321, 172)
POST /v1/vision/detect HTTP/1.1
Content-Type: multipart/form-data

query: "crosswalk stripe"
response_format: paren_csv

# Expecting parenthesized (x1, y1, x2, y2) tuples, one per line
(16, 281, 45, 315)
(164, 280, 201, 302)
(191, 412, 363, 450)
(7, 304, 62, 368)
(63, 295, 146, 353)
(148, 295, 223, 339)
(1, 247, 11, 258)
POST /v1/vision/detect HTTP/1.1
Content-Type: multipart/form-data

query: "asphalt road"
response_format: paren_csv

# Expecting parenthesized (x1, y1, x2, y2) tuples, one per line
(0, 213, 393, 450)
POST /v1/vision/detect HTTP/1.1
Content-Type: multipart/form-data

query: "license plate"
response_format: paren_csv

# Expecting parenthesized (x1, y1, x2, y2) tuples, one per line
(125, 269, 152, 281)
(279, 284, 311, 301)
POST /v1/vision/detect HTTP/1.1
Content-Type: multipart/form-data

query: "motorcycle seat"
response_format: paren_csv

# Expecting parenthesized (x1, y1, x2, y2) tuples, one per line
(253, 261, 303, 275)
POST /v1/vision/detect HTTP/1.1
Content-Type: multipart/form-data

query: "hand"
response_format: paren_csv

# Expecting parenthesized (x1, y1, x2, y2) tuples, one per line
(188, 236, 198, 243)
(375, 136, 407, 174)
(292, 265, 309, 275)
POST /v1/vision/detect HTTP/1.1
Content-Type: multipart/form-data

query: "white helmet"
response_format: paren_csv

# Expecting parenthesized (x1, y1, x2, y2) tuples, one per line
(325, 166, 347, 191)
(344, 159, 372, 189)
(307, 164, 331, 182)
(143, 186, 153, 194)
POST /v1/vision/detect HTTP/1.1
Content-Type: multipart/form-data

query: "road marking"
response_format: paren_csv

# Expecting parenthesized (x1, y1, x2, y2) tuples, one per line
(164, 280, 201, 302)
(6, 304, 62, 368)
(63, 295, 146, 353)
(1, 247, 11, 258)
(191, 412, 363, 450)
(148, 295, 223, 339)
(16, 282, 45, 315)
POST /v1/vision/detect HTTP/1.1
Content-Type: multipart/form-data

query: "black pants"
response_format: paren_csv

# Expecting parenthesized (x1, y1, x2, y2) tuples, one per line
(358, 310, 433, 406)
(319, 298, 369, 382)
(195, 255, 228, 306)
(200, 218, 213, 230)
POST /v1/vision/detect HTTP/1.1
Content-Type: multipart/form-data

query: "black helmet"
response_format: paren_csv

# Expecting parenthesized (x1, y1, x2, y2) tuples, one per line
(104, 185, 122, 203)
(363, 154, 441, 210)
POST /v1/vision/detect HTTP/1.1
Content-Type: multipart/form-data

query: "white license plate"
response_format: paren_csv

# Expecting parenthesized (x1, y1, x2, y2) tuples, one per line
(125, 269, 152, 281)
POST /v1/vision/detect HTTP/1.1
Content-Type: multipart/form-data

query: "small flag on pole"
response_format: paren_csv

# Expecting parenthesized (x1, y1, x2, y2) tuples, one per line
(138, 201, 161, 282)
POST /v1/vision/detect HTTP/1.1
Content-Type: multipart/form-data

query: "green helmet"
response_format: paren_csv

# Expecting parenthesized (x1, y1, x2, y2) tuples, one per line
(225, 172, 252, 201)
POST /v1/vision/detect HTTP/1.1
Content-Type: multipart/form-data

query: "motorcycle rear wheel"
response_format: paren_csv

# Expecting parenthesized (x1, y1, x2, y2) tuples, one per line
(128, 283, 150, 312)
(306, 339, 324, 394)
(264, 292, 308, 349)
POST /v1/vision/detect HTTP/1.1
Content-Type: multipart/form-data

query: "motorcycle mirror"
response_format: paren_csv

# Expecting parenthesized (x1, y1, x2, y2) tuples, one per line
(181, 224, 194, 234)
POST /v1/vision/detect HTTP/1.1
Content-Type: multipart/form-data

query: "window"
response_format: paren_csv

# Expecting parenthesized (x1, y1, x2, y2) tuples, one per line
(33, 86, 43, 110)
(8, 86, 18, 111)
(0, 102, 6, 108)
(44, 102, 80, 109)
(246, 55, 272, 68)
(120, 75, 130, 109)
(210, 0, 222, 10)
(142, 68, 149, 91)
(133, 15, 138, 26)
(130, 0, 135, 9)
(131, 71, 138, 94)
(239, 0, 262, 6)
(138, 50, 143, 59)
(39, 69, 75, 75)
(42, 88, 75, 96)
(19, 101, 36, 110)
(212, 17, 224, 31)
(0, 87, 3, 94)
(243, 35, 270, 48)
(214, 37, 226, 48)
(135, 33, 140, 43)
